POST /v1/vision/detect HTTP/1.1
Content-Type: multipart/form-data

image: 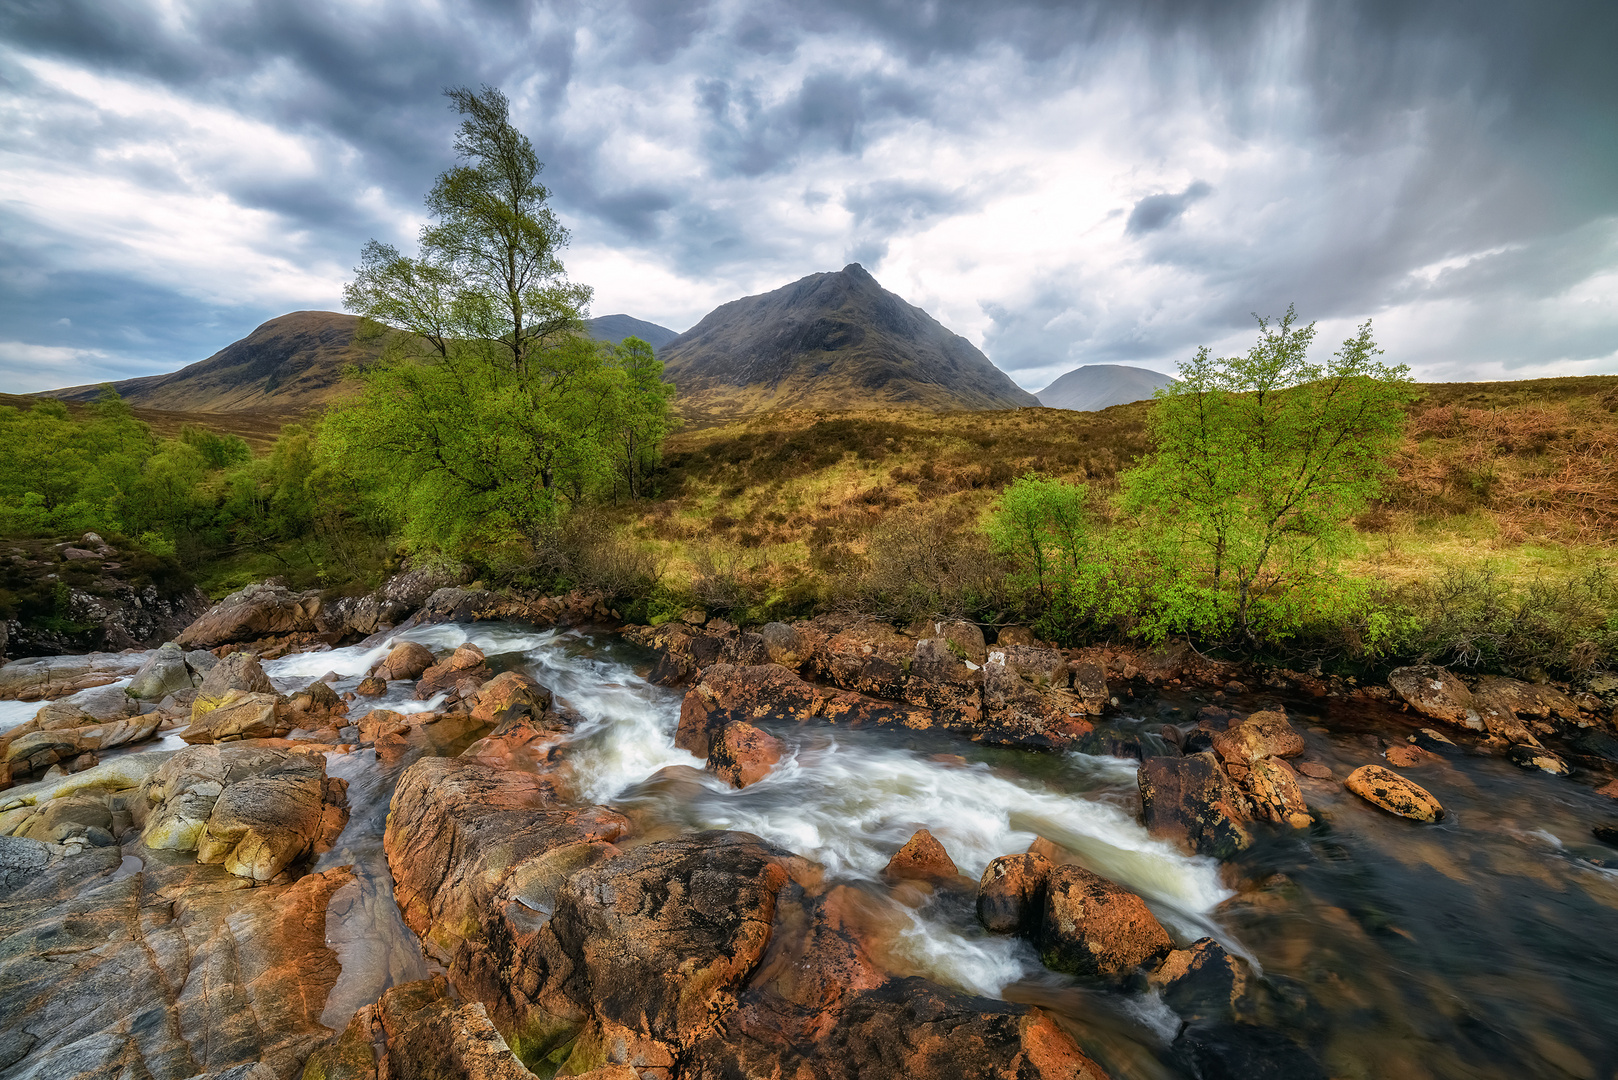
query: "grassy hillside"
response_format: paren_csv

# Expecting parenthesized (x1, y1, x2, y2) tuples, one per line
(0, 393, 296, 452)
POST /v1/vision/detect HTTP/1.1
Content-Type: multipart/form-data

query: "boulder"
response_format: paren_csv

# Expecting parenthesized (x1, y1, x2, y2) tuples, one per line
(0, 651, 146, 701)
(759, 622, 806, 667)
(976, 852, 1053, 934)
(184, 689, 292, 743)
(141, 744, 349, 879)
(1388, 665, 1483, 729)
(1210, 709, 1305, 763)
(706, 720, 785, 789)
(996, 626, 1039, 648)
(1138, 752, 1254, 859)
(1242, 757, 1313, 829)
(912, 619, 988, 664)
(1037, 864, 1173, 979)
(126, 641, 205, 700)
(356, 676, 387, 697)
(470, 670, 552, 725)
(1473, 675, 1584, 728)
(378, 640, 437, 681)
(176, 580, 326, 648)
(3, 714, 162, 777)
(1506, 744, 1569, 775)
(883, 828, 959, 883)
(1344, 765, 1444, 822)
(1149, 938, 1251, 1026)
(194, 650, 275, 713)
(417, 642, 492, 698)
(369, 976, 535, 1080)
(290, 677, 346, 717)
(906, 637, 985, 710)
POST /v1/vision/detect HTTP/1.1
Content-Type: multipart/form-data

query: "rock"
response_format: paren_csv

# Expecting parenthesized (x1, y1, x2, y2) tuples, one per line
(184, 689, 292, 743)
(1177, 1022, 1328, 1080)
(1596, 779, 1618, 799)
(369, 976, 535, 1080)
(759, 621, 805, 666)
(195, 650, 275, 710)
(1385, 743, 1440, 768)
(1037, 864, 1173, 978)
(706, 720, 784, 788)
(996, 626, 1039, 648)
(3, 714, 162, 779)
(356, 676, 387, 697)
(1242, 757, 1312, 829)
(469, 670, 552, 724)
(291, 677, 346, 717)
(141, 744, 349, 879)
(1506, 744, 1569, 775)
(0, 834, 54, 890)
(417, 642, 492, 698)
(0, 847, 353, 1077)
(378, 640, 437, 681)
(884, 828, 959, 882)
(1138, 752, 1254, 859)
(1473, 675, 1584, 726)
(1297, 761, 1334, 779)
(1210, 709, 1305, 763)
(1344, 765, 1444, 822)
(127, 640, 206, 700)
(0, 651, 146, 701)
(906, 637, 985, 710)
(977, 852, 1052, 933)
(176, 580, 327, 648)
(982, 650, 1095, 745)
(1388, 664, 1483, 729)
(1149, 938, 1250, 1026)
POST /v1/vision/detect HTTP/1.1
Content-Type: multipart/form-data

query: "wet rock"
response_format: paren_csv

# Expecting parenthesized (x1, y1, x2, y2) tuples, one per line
(177, 580, 328, 648)
(0, 650, 146, 701)
(884, 828, 958, 882)
(356, 676, 387, 697)
(3, 714, 162, 781)
(1149, 938, 1250, 1026)
(1138, 752, 1254, 859)
(1592, 822, 1618, 847)
(1596, 779, 1618, 799)
(1344, 765, 1444, 822)
(469, 670, 552, 725)
(185, 689, 293, 743)
(1242, 757, 1313, 829)
(1037, 864, 1172, 979)
(377, 640, 437, 681)
(290, 677, 347, 718)
(1506, 744, 1569, 775)
(977, 852, 1052, 934)
(1177, 1023, 1327, 1080)
(0, 849, 353, 1078)
(127, 640, 212, 700)
(1388, 664, 1483, 729)
(365, 976, 534, 1080)
(196, 650, 275, 707)
(706, 720, 784, 789)
(1296, 761, 1334, 780)
(141, 744, 349, 880)
(417, 642, 492, 698)
(1210, 709, 1305, 763)
(1385, 743, 1441, 768)
(1473, 675, 1584, 728)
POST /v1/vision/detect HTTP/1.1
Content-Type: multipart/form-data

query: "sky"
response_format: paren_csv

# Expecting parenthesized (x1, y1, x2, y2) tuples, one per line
(1, 0, 1615, 395)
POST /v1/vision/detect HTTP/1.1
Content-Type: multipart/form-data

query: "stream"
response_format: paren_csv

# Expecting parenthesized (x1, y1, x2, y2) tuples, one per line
(242, 623, 1618, 1077)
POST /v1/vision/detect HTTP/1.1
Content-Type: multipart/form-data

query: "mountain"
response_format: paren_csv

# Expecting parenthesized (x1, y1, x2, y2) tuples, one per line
(49, 311, 378, 414)
(585, 314, 679, 350)
(658, 264, 1039, 416)
(1036, 364, 1177, 412)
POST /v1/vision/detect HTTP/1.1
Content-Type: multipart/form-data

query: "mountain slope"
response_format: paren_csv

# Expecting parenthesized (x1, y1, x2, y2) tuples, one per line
(49, 311, 378, 413)
(586, 314, 679, 349)
(658, 264, 1038, 417)
(1036, 364, 1176, 412)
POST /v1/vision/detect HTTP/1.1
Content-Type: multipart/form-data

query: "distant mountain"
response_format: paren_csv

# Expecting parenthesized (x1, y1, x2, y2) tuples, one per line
(585, 314, 679, 350)
(48, 311, 378, 414)
(658, 264, 1039, 416)
(1036, 364, 1177, 412)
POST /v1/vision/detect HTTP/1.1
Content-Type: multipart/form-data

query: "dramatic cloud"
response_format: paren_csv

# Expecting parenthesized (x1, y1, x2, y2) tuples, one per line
(1, 0, 1613, 394)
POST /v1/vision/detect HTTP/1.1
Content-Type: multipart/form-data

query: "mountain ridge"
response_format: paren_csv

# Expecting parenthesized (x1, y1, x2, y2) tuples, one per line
(1036, 363, 1177, 412)
(659, 264, 1038, 417)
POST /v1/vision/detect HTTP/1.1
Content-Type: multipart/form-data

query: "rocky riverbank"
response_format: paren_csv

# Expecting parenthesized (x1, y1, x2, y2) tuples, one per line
(1, 580, 1616, 1079)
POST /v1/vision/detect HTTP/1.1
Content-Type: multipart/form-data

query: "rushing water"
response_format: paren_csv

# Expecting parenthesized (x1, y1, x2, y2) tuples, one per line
(101, 622, 1618, 1077)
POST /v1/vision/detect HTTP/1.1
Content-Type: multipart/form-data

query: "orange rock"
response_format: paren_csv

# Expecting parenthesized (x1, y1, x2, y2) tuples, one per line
(1297, 761, 1334, 780)
(977, 852, 1052, 933)
(884, 828, 959, 882)
(377, 640, 436, 681)
(1344, 764, 1444, 822)
(1385, 743, 1440, 768)
(1037, 864, 1173, 978)
(356, 676, 386, 697)
(706, 720, 784, 789)
(469, 670, 551, 724)
(1596, 780, 1618, 800)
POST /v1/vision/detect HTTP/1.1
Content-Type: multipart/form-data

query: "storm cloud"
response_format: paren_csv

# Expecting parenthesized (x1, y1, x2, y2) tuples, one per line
(1, 0, 1613, 393)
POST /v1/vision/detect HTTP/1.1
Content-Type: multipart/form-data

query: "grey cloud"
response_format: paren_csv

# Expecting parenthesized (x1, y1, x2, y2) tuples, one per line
(1126, 181, 1212, 235)
(843, 181, 970, 232)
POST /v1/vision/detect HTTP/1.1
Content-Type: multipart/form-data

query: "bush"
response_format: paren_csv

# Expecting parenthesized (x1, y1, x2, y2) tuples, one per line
(840, 502, 1011, 624)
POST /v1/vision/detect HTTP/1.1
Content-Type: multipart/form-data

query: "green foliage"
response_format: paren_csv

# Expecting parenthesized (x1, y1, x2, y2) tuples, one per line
(331, 84, 675, 560)
(1120, 308, 1416, 642)
(984, 474, 1089, 598)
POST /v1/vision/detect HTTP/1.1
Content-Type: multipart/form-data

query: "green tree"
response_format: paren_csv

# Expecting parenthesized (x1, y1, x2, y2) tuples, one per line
(606, 336, 678, 499)
(1121, 307, 1414, 641)
(985, 474, 1090, 599)
(331, 84, 672, 555)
